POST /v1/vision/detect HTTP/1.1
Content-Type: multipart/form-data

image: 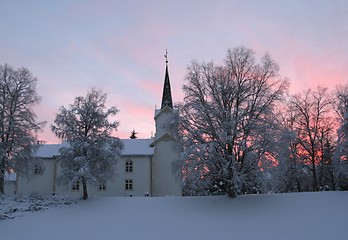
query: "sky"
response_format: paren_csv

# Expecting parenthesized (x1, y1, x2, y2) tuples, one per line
(1, 0, 347, 143)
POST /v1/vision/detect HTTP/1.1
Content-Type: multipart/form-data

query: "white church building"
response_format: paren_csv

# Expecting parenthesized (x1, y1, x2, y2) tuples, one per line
(13, 60, 182, 197)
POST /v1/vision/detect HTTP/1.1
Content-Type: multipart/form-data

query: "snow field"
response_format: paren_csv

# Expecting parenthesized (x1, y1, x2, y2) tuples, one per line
(0, 192, 347, 240)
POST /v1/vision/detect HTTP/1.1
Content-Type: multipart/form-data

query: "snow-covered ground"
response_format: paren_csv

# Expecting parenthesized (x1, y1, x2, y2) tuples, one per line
(0, 195, 78, 220)
(0, 192, 347, 240)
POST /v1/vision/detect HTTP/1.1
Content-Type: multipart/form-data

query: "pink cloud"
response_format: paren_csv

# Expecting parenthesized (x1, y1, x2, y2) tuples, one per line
(231, 10, 348, 94)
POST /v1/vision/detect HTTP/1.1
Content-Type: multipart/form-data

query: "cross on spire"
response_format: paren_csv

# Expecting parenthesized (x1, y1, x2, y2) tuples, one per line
(164, 49, 168, 65)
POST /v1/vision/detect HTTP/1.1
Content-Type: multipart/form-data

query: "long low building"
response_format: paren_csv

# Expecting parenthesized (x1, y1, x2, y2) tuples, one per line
(16, 138, 178, 197)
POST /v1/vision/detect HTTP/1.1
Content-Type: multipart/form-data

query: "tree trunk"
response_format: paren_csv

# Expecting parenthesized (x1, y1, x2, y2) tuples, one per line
(225, 180, 237, 198)
(312, 161, 318, 192)
(296, 178, 302, 192)
(331, 170, 336, 191)
(82, 177, 88, 200)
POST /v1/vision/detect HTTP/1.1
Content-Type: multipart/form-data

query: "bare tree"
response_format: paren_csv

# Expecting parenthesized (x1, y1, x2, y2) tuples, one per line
(178, 46, 288, 197)
(0, 64, 45, 194)
(51, 88, 123, 200)
(290, 87, 335, 191)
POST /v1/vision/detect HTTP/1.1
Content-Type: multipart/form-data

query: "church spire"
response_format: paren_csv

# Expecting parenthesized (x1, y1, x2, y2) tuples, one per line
(161, 49, 173, 109)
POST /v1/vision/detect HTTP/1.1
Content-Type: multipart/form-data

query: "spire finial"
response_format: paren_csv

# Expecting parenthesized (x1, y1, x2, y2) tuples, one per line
(164, 49, 168, 65)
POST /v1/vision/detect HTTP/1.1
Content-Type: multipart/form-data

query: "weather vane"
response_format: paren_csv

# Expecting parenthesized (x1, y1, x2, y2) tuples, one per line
(164, 49, 168, 65)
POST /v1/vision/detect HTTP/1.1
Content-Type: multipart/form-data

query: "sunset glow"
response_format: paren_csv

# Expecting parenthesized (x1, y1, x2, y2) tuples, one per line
(1, 1, 347, 143)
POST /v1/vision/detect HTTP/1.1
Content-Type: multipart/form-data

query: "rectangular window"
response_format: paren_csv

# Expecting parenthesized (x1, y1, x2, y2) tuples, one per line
(72, 181, 80, 191)
(125, 179, 133, 190)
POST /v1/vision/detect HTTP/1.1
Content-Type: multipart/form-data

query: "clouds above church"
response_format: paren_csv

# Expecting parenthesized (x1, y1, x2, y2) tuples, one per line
(1, 0, 347, 143)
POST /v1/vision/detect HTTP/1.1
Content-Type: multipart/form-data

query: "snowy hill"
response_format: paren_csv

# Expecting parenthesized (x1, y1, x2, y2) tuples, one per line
(1, 192, 347, 240)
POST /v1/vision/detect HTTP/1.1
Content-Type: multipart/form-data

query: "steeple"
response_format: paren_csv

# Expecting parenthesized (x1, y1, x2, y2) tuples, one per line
(161, 49, 173, 109)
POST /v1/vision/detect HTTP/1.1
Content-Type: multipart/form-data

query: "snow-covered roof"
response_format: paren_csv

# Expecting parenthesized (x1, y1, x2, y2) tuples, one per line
(121, 139, 154, 156)
(34, 139, 154, 158)
(154, 107, 178, 119)
(34, 141, 70, 158)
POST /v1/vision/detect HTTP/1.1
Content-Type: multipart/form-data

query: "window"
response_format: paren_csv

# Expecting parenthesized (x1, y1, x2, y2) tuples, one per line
(34, 164, 41, 175)
(72, 181, 80, 191)
(125, 179, 133, 191)
(125, 160, 133, 173)
(99, 182, 106, 191)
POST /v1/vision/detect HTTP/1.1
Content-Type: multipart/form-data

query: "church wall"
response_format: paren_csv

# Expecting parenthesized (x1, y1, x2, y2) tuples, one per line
(4, 172, 16, 195)
(154, 108, 177, 138)
(16, 155, 153, 197)
(152, 139, 182, 196)
(54, 155, 152, 197)
(117, 156, 152, 197)
(16, 158, 56, 196)
(4, 181, 16, 195)
(152, 106, 182, 196)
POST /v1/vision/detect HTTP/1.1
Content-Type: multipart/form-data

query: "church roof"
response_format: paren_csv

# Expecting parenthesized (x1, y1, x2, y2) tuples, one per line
(150, 132, 178, 147)
(34, 141, 70, 158)
(34, 139, 154, 158)
(160, 52, 173, 109)
(122, 139, 153, 156)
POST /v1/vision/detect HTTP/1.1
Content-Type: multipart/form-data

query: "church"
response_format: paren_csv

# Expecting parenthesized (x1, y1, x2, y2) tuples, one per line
(13, 59, 182, 197)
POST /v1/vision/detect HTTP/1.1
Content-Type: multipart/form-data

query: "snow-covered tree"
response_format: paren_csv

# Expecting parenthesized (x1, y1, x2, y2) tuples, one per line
(51, 89, 123, 199)
(333, 85, 348, 189)
(0, 64, 45, 194)
(268, 102, 312, 193)
(178, 46, 288, 197)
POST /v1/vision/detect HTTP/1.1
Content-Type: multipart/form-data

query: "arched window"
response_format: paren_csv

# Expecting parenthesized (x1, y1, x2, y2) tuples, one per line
(125, 160, 133, 173)
(34, 164, 42, 175)
(99, 181, 106, 191)
(72, 181, 80, 191)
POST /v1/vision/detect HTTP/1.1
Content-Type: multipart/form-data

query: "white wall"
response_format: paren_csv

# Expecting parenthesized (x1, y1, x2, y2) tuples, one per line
(4, 181, 16, 195)
(152, 107, 182, 196)
(154, 107, 177, 138)
(152, 139, 182, 196)
(16, 159, 56, 196)
(16, 155, 152, 197)
(116, 156, 152, 197)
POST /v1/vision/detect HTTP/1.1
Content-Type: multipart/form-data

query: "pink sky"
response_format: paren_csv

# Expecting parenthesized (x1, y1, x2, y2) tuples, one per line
(1, 0, 347, 143)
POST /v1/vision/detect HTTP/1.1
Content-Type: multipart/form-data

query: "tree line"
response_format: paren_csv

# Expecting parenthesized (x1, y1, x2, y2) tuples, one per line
(178, 46, 348, 197)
